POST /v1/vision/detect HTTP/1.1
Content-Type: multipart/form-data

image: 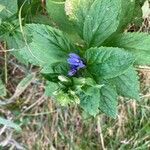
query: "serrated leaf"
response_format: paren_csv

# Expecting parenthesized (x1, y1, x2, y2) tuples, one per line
(5, 30, 29, 65)
(0, 79, 6, 97)
(0, 117, 21, 131)
(83, 0, 121, 47)
(0, 0, 18, 19)
(67, 0, 121, 47)
(80, 87, 100, 116)
(46, 0, 82, 44)
(118, 0, 135, 31)
(46, 0, 75, 33)
(99, 81, 118, 118)
(66, 0, 95, 37)
(85, 47, 135, 79)
(110, 0, 143, 32)
(110, 67, 140, 100)
(19, 24, 75, 68)
(103, 0, 143, 44)
(109, 33, 150, 65)
(41, 62, 69, 75)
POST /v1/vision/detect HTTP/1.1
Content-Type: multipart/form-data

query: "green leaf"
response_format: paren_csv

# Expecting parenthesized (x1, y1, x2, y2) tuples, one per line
(0, 4, 5, 12)
(55, 90, 80, 106)
(0, 20, 30, 65)
(110, 67, 140, 100)
(109, 33, 150, 65)
(0, 0, 18, 19)
(76, 77, 104, 116)
(5, 30, 29, 64)
(139, 0, 145, 6)
(19, 24, 75, 68)
(18, 0, 42, 23)
(66, 0, 95, 36)
(45, 81, 59, 97)
(55, 90, 71, 106)
(99, 81, 118, 118)
(41, 62, 69, 78)
(80, 87, 100, 116)
(0, 79, 6, 97)
(132, 0, 143, 26)
(0, 117, 21, 131)
(83, 0, 121, 47)
(110, 0, 143, 32)
(46, 0, 75, 33)
(103, 0, 143, 44)
(85, 47, 135, 79)
(67, 0, 121, 47)
(118, 0, 135, 31)
(46, 0, 82, 44)
(0, 20, 17, 40)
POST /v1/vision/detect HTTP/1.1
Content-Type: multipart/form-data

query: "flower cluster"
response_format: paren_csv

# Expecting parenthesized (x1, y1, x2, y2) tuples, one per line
(67, 53, 85, 76)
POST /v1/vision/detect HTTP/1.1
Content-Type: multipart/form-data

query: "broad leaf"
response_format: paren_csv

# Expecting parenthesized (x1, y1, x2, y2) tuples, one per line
(46, 0, 75, 33)
(0, 20, 30, 65)
(118, 0, 143, 30)
(0, 0, 18, 19)
(108, 33, 150, 65)
(103, 0, 143, 45)
(110, 67, 140, 100)
(66, 0, 95, 36)
(67, 0, 121, 47)
(118, 0, 135, 31)
(132, 0, 143, 26)
(80, 87, 100, 116)
(0, 79, 6, 97)
(85, 47, 135, 79)
(83, 0, 121, 47)
(19, 24, 75, 68)
(46, 0, 82, 44)
(45, 81, 59, 97)
(99, 81, 118, 118)
(5, 30, 29, 64)
(41, 62, 69, 75)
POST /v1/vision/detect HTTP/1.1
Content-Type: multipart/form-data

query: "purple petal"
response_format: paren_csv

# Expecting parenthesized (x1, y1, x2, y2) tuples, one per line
(69, 53, 80, 59)
(68, 68, 77, 76)
(67, 58, 80, 66)
(67, 53, 86, 76)
(70, 65, 78, 70)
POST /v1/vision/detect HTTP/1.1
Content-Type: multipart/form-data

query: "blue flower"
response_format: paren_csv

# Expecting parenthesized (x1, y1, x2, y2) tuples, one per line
(67, 53, 85, 76)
